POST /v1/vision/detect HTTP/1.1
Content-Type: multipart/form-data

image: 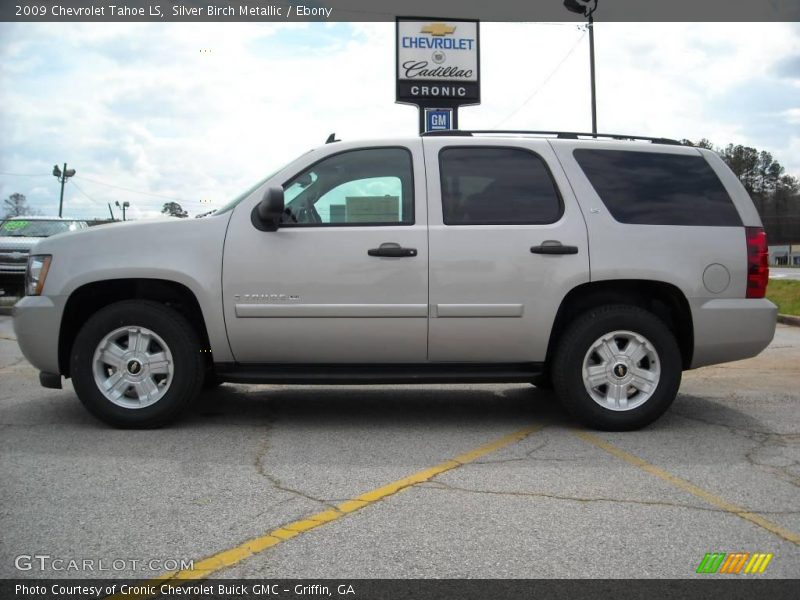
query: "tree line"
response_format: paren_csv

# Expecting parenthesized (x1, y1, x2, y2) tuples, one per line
(2, 194, 189, 220)
(685, 139, 799, 244)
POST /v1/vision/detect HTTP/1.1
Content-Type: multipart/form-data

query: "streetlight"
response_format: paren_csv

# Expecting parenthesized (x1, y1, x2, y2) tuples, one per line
(564, 0, 599, 135)
(115, 200, 130, 221)
(52, 163, 76, 217)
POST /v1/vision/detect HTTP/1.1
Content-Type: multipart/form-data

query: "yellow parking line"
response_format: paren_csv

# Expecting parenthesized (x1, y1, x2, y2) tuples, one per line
(112, 424, 542, 598)
(575, 430, 800, 545)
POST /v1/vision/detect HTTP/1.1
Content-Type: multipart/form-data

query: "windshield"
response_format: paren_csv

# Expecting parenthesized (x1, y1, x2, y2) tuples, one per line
(0, 219, 86, 237)
(213, 152, 313, 216)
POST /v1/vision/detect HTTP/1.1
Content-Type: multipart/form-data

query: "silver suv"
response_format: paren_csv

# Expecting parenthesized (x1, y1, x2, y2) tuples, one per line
(12, 131, 777, 430)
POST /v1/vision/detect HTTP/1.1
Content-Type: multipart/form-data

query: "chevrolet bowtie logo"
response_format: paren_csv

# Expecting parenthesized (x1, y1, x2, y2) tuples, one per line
(421, 23, 456, 36)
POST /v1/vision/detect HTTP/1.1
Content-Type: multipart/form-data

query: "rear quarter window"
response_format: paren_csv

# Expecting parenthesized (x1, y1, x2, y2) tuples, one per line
(573, 149, 742, 226)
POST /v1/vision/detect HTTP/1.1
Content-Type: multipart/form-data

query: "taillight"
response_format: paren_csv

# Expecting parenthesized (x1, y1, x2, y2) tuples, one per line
(745, 226, 768, 298)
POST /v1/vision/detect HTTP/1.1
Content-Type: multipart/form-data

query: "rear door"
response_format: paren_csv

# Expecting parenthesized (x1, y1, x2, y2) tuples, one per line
(422, 137, 590, 362)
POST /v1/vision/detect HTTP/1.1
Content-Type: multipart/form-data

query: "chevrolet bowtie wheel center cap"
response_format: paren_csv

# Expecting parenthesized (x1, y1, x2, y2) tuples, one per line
(127, 360, 143, 375)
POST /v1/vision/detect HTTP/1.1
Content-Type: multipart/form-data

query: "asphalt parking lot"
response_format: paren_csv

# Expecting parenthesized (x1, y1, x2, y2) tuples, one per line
(0, 314, 798, 580)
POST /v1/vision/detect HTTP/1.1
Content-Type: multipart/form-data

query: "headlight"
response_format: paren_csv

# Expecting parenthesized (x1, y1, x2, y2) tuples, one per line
(25, 255, 52, 296)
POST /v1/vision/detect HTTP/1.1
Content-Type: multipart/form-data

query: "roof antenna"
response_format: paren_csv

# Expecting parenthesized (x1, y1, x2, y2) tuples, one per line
(325, 133, 340, 144)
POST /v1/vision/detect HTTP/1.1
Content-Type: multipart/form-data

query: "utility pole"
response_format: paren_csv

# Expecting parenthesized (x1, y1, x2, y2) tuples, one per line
(564, 0, 599, 135)
(588, 10, 597, 135)
(52, 163, 76, 217)
(115, 201, 130, 221)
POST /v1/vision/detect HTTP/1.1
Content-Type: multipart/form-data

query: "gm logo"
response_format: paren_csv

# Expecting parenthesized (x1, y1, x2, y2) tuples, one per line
(425, 108, 452, 132)
(696, 552, 773, 574)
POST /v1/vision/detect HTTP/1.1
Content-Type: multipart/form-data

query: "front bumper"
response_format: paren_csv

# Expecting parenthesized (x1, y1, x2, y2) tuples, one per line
(690, 298, 778, 368)
(12, 294, 65, 375)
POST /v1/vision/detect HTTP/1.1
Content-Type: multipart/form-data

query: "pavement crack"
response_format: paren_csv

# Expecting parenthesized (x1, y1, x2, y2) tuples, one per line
(470, 439, 549, 465)
(470, 439, 578, 465)
(0, 357, 31, 373)
(673, 410, 800, 488)
(252, 421, 340, 512)
(744, 438, 800, 489)
(674, 409, 797, 439)
(416, 481, 800, 516)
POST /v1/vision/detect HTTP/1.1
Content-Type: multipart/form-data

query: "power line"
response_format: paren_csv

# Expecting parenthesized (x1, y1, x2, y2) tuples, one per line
(0, 171, 49, 177)
(64, 181, 118, 219)
(74, 175, 192, 203)
(2, 171, 200, 208)
(493, 31, 587, 128)
(3, 171, 205, 207)
(70, 180, 98, 203)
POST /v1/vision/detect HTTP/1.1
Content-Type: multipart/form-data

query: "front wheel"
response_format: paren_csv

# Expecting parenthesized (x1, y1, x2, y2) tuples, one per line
(70, 300, 204, 428)
(552, 305, 682, 431)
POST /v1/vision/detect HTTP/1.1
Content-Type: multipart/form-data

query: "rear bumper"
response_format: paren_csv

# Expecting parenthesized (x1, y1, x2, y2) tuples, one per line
(690, 298, 777, 368)
(12, 294, 65, 375)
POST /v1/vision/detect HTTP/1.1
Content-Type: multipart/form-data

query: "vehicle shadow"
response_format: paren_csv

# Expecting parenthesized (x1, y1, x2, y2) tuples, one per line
(185, 383, 571, 429)
(4, 381, 771, 438)
(188, 385, 774, 434)
(667, 392, 779, 435)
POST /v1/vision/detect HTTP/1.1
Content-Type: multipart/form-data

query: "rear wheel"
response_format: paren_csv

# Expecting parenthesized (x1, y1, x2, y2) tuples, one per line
(70, 300, 204, 428)
(552, 304, 681, 431)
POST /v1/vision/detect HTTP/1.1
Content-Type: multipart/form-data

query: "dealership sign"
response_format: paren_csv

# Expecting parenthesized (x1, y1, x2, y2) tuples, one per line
(396, 17, 480, 131)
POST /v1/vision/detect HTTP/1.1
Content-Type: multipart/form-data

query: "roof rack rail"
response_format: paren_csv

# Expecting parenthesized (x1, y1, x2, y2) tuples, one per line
(421, 130, 683, 146)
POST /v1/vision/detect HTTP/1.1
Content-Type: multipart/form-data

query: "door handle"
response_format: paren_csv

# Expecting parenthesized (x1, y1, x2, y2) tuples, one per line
(530, 241, 579, 255)
(368, 242, 418, 258)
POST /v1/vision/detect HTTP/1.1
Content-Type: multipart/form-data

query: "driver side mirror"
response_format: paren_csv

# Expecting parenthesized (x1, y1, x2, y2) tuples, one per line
(252, 187, 285, 232)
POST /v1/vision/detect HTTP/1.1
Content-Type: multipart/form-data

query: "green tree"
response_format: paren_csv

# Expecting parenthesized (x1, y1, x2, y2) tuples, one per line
(681, 138, 715, 149)
(720, 144, 761, 194)
(686, 140, 800, 244)
(161, 201, 189, 218)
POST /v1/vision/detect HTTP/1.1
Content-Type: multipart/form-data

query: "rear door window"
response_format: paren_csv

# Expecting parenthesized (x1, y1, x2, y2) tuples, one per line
(439, 147, 563, 225)
(573, 149, 742, 226)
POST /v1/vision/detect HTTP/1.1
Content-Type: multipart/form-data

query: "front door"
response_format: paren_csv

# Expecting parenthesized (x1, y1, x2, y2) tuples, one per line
(222, 142, 428, 363)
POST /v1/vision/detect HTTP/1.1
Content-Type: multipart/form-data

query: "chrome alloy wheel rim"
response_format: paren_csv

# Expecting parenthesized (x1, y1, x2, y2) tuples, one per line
(582, 330, 661, 412)
(92, 326, 174, 409)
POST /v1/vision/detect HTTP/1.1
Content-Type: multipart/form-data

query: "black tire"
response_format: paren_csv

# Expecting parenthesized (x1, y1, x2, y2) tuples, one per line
(552, 304, 682, 431)
(202, 371, 225, 390)
(531, 371, 554, 390)
(70, 300, 204, 428)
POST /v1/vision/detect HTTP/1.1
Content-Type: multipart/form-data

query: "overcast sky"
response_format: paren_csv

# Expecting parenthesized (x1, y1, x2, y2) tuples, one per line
(1, 21, 798, 219)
